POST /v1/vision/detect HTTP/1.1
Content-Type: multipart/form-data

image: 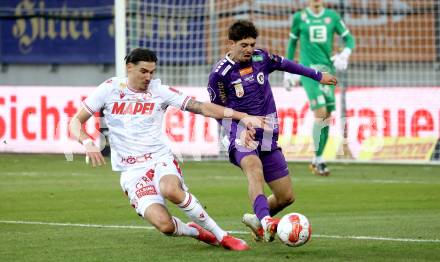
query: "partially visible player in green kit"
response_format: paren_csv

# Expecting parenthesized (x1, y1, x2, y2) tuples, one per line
(284, 0, 355, 176)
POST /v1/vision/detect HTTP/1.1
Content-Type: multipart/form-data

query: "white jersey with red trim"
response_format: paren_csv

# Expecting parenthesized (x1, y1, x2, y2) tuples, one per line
(83, 77, 191, 171)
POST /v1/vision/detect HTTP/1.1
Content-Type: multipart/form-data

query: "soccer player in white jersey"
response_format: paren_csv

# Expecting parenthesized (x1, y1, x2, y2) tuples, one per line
(68, 48, 267, 251)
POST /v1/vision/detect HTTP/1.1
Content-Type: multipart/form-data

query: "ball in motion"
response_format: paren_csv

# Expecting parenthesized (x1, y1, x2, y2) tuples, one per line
(277, 212, 311, 247)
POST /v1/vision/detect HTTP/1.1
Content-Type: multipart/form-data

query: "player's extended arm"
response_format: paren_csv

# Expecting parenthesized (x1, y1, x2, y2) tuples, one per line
(69, 108, 106, 167)
(185, 99, 266, 132)
(280, 59, 337, 86)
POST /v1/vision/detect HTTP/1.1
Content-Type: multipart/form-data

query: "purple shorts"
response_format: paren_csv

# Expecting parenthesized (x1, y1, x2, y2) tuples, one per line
(229, 147, 289, 183)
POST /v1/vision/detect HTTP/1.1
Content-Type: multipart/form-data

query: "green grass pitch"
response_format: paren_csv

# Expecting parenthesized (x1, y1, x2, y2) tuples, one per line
(1, 154, 439, 261)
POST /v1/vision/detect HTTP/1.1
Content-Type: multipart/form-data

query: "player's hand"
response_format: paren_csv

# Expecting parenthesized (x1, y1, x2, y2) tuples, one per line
(283, 72, 301, 91)
(240, 129, 258, 150)
(242, 115, 272, 131)
(320, 72, 338, 86)
(84, 141, 106, 167)
(331, 48, 351, 71)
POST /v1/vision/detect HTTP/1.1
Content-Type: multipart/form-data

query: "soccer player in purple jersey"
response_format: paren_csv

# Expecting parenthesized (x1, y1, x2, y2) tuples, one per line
(207, 20, 337, 242)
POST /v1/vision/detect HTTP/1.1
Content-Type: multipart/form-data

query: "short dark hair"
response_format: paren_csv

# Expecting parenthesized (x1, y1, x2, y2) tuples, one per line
(124, 48, 158, 65)
(228, 20, 259, 41)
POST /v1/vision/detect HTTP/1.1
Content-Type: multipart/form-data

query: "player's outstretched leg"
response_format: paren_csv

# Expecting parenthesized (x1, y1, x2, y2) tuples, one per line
(220, 235, 250, 251)
(160, 175, 249, 251)
(187, 222, 218, 246)
(178, 191, 249, 251)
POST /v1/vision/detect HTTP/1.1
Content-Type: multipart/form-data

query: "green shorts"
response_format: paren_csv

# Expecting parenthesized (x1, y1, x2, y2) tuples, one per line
(300, 75, 336, 112)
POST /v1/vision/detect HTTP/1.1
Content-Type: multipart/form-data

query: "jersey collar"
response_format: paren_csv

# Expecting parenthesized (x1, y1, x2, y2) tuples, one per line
(127, 79, 160, 93)
(225, 52, 235, 65)
(306, 7, 325, 18)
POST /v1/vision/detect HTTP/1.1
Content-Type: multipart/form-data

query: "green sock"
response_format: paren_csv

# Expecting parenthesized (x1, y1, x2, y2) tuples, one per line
(313, 123, 329, 157)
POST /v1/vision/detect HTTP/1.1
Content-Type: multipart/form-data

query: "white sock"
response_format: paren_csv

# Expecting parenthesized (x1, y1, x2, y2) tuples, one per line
(178, 192, 227, 241)
(171, 216, 198, 237)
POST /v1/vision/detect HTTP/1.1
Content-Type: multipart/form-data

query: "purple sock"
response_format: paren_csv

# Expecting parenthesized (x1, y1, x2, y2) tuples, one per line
(253, 194, 270, 221)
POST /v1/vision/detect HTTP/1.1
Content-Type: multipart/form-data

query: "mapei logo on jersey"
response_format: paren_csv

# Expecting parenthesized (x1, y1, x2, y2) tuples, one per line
(111, 102, 155, 115)
(239, 67, 253, 76)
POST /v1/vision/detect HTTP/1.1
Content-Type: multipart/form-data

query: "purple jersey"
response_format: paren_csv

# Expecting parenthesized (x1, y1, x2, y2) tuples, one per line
(208, 49, 322, 152)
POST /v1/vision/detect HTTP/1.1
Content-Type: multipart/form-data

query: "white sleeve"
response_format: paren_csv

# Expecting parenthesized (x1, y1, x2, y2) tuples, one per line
(82, 80, 112, 114)
(158, 85, 191, 110)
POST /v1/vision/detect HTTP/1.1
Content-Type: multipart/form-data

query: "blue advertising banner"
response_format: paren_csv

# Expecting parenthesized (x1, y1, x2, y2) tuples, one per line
(0, 0, 114, 64)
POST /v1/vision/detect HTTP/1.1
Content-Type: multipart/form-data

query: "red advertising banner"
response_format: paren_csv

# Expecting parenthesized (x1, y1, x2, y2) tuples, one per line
(0, 86, 219, 156)
(1, 86, 439, 160)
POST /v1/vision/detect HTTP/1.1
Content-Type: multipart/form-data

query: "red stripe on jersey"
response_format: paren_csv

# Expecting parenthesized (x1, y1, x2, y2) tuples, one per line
(169, 86, 181, 94)
(173, 159, 182, 176)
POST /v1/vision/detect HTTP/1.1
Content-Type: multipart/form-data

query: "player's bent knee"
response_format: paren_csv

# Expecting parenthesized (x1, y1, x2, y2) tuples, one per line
(279, 194, 295, 207)
(159, 178, 183, 202)
(156, 220, 175, 235)
(285, 195, 295, 206)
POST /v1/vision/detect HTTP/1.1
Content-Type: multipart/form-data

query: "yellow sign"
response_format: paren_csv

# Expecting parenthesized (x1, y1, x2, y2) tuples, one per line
(278, 135, 340, 161)
(359, 137, 437, 161)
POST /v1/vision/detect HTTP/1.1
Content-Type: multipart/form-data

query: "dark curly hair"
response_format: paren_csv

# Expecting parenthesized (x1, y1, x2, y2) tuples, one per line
(228, 20, 259, 41)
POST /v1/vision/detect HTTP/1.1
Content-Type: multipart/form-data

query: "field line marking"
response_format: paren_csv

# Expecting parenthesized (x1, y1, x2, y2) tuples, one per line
(0, 220, 155, 230)
(308, 234, 440, 243)
(1, 220, 439, 243)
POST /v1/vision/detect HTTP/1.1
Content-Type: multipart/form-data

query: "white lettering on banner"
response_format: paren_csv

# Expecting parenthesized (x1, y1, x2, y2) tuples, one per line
(273, 87, 440, 158)
(0, 86, 219, 156)
(0, 87, 101, 154)
(0, 86, 439, 160)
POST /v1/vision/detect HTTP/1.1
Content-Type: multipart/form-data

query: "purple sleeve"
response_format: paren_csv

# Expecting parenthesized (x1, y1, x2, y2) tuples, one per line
(207, 72, 227, 106)
(207, 72, 228, 125)
(280, 58, 323, 82)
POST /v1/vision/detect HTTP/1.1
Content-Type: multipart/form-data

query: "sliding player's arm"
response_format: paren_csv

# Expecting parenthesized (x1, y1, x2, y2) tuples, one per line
(69, 108, 106, 167)
(68, 82, 109, 167)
